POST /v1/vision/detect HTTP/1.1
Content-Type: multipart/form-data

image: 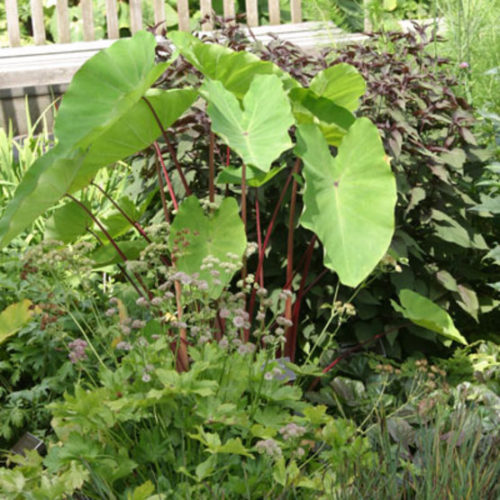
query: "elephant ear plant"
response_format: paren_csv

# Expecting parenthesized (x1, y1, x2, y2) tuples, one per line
(0, 29, 398, 369)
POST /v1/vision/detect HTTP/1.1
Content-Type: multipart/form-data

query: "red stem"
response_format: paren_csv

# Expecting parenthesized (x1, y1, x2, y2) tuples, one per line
(285, 235, 316, 360)
(142, 96, 191, 195)
(247, 165, 295, 324)
(209, 131, 215, 204)
(255, 192, 264, 287)
(154, 142, 179, 211)
(155, 156, 171, 223)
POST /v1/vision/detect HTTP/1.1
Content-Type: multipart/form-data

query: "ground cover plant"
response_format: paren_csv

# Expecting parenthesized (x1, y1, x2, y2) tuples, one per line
(0, 16, 498, 499)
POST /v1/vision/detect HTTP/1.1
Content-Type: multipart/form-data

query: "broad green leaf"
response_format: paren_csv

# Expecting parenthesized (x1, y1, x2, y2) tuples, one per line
(91, 240, 148, 267)
(168, 31, 298, 98)
(392, 289, 467, 345)
(201, 75, 294, 172)
(44, 201, 91, 243)
(129, 481, 155, 500)
(0, 90, 195, 248)
(169, 196, 246, 299)
(296, 120, 397, 287)
(309, 63, 366, 112)
(0, 300, 37, 345)
(215, 438, 254, 458)
(55, 31, 167, 149)
(0, 146, 85, 248)
(67, 88, 198, 193)
(484, 245, 500, 265)
(290, 87, 355, 146)
(216, 165, 286, 187)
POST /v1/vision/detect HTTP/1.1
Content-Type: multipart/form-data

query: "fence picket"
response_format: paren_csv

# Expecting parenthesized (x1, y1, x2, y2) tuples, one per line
(81, 0, 95, 41)
(245, 0, 258, 27)
(223, 0, 235, 19)
(177, 0, 190, 32)
(30, 0, 46, 45)
(290, 0, 301, 23)
(268, 0, 280, 25)
(153, 0, 166, 27)
(56, 0, 71, 43)
(5, 0, 21, 47)
(105, 0, 120, 39)
(200, 0, 213, 31)
(129, 0, 143, 33)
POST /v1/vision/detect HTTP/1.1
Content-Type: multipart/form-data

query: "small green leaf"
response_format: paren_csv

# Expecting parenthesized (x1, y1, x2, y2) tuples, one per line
(216, 438, 254, 458)
(44, 201, 91, 243)
(201, 75, 294, 172)
(169, 196, 247, 299)
(309, 63, 366, 112)
(392, 289, 467, 345)
(91, 240, 148, 267)
(216, 165, 286, 187)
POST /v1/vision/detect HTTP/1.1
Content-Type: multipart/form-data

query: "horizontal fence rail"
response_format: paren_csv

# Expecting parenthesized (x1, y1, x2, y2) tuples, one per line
(3, 0, 311, 47)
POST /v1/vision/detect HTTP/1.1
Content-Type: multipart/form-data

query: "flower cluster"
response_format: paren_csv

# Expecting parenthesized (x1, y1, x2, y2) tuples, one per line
(279, 422, 306, 440)
(68, 339, 88, 363)
(255, 439, 282, 458)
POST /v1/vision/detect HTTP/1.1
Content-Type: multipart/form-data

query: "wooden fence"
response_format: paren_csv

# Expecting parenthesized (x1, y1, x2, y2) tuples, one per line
(4, 0, 308, 47)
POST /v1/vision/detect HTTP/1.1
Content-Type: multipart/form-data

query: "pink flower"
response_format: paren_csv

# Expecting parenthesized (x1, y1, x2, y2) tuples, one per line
(459, 61, 469, 69)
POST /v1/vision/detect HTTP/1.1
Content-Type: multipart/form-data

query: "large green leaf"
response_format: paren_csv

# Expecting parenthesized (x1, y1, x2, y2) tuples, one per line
(309, 63, 366, 112)
(67, 88, 198, 193)
(0, 88, 195, 248)
(55, 30, 167, 149)
(169, 196, 247, 299)
(0, 300, 36, 345)
(290, 87, 355, 146)
(201, 75, 294, 173)
(216, 165, 286, 187)
(392, 289, 467, 345)
(168, 31, 298, 98)
(296, 119, 396, 287)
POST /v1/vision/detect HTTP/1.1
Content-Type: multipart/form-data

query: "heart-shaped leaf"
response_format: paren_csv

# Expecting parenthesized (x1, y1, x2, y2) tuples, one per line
(168, 31, 297, 98)
(392, 289, 467, 345)
(169, 196, 247, 299)
(296, 119, 397, 287)
(201, 75, 294, 173)
(309, 63, 366, 112)
(55, 30, 167, 149)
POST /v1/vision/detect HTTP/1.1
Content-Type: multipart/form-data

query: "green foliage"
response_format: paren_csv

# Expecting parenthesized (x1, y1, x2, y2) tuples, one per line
(297, 119, 396, 287)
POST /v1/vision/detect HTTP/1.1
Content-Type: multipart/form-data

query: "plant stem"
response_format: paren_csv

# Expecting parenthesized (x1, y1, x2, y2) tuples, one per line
(69, 194, 151, 298)
(284, 159, 301, 352)
(91, 182, 152, 243)
(173, 278, 189, 372)
(142, 96, 191, 195)
(154, 141, 179, 210)
(209, 131, 215, 204)
(285, 235, 316, 360)
(241, 161, 247, 280)
(155, 156, 171, 223)
(255, 191, 263, 287)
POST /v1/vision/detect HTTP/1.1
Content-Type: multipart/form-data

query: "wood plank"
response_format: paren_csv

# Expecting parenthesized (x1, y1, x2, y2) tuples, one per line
(290, 0, 301, 23)
(200, 0, 213, 31)
(105, 0, 120, 39)
(5, 0, 21, 47)
(177, 0, 190, 32)
(223, 0, 235, 19)
(81, 0, 95, 41)
(153, 0, 166, 27)
(245, 0, 258, 27)
(56, 0, 71, 43)
(30, 0, 46, 45)
(129, 0, 143, 33)
(268, 0, 280, 25)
